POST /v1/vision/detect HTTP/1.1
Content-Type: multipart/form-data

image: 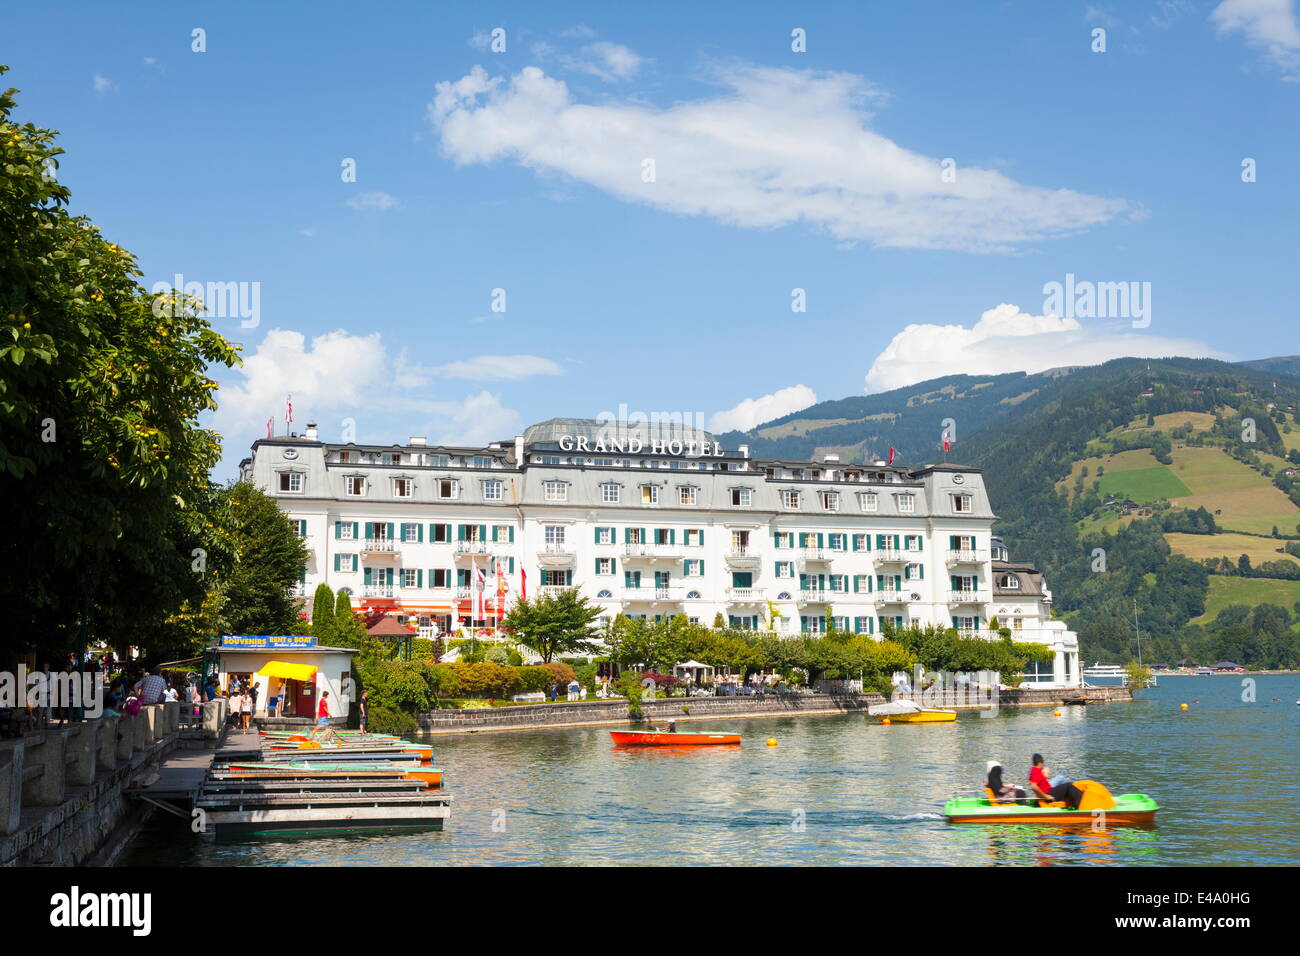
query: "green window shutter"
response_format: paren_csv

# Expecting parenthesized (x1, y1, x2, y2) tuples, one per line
(951, 575, 960, 591)
(478, 524, 487, 542)
(387, 522, 395, 539)
(508, 526, 515, 543)
(334, 521, 341, 539)
(565, 569, 573, 586)
(333, 554, 341, 572)
(817, 532, 825, 548)
(364, 521, 373, 539)
(623, 527, 630, 543)
(350, 522, 359, 538)
(919, 566, 925, 580)
(417, 570, 423, 587)
(363, 567, 373, 586)
(670, 529, 676, 544)
(851, 535, 860, 552)
(457, 524, 466, 541)
(417, 524, 424, 543)
(595, 527, 602, 543)
(595, 558, 602, 574)
(949, 535, 959, 549)
(852, 576, 860, 593)
(698, 529, 704, 546)
(508, 558, 515, 573)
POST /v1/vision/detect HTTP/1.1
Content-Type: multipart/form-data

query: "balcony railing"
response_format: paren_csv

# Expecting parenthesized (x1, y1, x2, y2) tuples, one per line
(623, 586, 681, 601)
(364, 585, 394, 598)
(726, 587, 764, 601)
(455, 586, 471, 599)
(539, 584, 570, 597)
(623, 542, 681, 558)
(948, 590, 980, 604)
(538, 544, 575, 565)
(725, 547, 760, 566)
(800, 548, 830, 561)
(874, 590, 907, 603)
(362, 538, 396, 552)
(454, 541, 489, 554)
(798, 589, 830, 603)
(874, 548, 905, 562)
(946, 549, 982, 565)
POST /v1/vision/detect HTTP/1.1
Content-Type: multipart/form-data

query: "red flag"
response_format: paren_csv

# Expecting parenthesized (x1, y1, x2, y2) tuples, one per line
(286, 394, 293, 424)
(266, 417, 273, 438)
(888, 447, 896, 465)
(520, 567, 527, 601)
(943, 431, 950, 453)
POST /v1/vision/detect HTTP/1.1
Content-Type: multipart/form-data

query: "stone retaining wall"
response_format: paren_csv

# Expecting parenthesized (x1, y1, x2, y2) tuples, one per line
(414, 685, 1132, 736)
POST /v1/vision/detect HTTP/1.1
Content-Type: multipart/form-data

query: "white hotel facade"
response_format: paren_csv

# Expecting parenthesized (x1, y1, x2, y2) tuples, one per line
(241, 418, 1080, 688)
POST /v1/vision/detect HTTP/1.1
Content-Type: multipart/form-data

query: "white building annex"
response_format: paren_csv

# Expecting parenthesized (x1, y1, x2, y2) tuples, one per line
(241, 417, 1081, 688)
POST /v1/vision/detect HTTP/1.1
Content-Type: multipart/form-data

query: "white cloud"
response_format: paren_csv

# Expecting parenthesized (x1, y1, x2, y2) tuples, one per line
(561, 41, 646, 82)
(429, 64, 1131, 253)
(210, 328, 522, 449)
(345, 191, 398, 211)
(92, 74, 117, 94)
(710, 385, 817, 433)
(1211, 0, 1300, 78)
(864, 303, 1227, 392)
(431, 354, 564, 381)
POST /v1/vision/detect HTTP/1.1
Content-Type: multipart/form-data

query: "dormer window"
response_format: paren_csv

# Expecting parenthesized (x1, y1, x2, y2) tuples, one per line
(999, 573, 1021, 589)
(392, 477, 413, 498)
(437, 478, 459, 499)
(859, 491, 878, 512)
(544, 480, 569, 502)
(820, 491, 839, 511)
(952, 494, 973, 514)
(781, 489, 801, 509)
(600, 482, 621, 504)
(641, 484, 660, 505)
(345, 475, 366, 497)
(731, 487, 752, 507)
(897, 493, 915, 514)
(483, 479, 503, 501)
(472, 456, 493, 468)
(679, 485, 698, 505)
(278, 471, 303, 493)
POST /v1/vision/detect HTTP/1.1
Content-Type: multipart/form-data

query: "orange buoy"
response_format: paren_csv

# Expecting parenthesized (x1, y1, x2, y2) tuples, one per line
(766, 738, 777, 747)
(881, 718, 891, 726)
(1180, 703, 1189, 710)
(1053, 710, 1062, 716)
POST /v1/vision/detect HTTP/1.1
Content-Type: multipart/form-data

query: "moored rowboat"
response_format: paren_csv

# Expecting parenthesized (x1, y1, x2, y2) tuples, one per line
(610, 731, 740, 746)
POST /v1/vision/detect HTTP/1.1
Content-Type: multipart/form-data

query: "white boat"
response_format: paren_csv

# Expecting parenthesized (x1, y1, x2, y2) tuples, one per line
(1082, 664, 1125, 678)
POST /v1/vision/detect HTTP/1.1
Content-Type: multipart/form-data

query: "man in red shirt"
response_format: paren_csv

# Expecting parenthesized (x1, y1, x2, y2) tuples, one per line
(1028, 753, 1082, 809)
(316, 690, 330, 727)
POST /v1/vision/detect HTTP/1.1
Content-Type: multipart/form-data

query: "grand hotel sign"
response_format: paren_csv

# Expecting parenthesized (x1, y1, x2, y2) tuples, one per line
(555, 434, 728, 457)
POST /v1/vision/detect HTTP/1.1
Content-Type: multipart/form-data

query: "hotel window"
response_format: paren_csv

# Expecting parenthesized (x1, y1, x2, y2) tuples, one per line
(854, 616, 872, 635)
(337, 521, 356, 540)
(627, 528, 646, 544)
(595, 527, 614, 545)
(641, 485, 659, 505)
(402, 523, 421, 543)
(731, 530, 750, 551)
(775, 561, 794, 579)
(853, 574, 870, 593)
(820, 491, 839, 511)
(999, 573, 1021, 589)
(730, 615, 759, 630)
(430, 569, 452, 588)
(472, 456, 493, 468)
(684, 529, 703, 547)
(829, 574, 847, 592)
(393, 477, 413, 498)
(897, 494, 915, 513)
(828, 533, 847, 551)
(904, 534, 923, 551)
(781, 490, 801, 509)
(544, 480, 568, 502)
(953, 616, 979, 632)
(952, 493, 973, 513)
(852, 533, 868, 551)
(428, 455, 449, 467)
(334, 554, 358, 573)
(278, 471, 303, 493)
(429, 523, 451, 542)
(730, 487, 752, 506)
(345, 476, 366, 496)
(338, 451, 352, 463)
(539, 455, 562, 465)
(437, 478, 458, 499)
(679, 485, 697, 505)
(380, 453, 398, 465)
(401, 568, 421, 588)
(600, 483, 621, 503)
(545, 525, 566, 545)
(596, 558, 615, 575)
(773, 532, 793, 549)
(859, 492, 878, 512)
(483, 479, 503, 501)
(684, 559, 704, 576)
(905, 563, 925, 581)
(492, 525, 512, 543)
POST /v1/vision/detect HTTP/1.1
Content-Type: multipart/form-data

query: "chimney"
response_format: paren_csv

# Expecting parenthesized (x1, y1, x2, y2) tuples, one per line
(409, 436, 427, 446)
(738, 444, 750, 458)
(304, 422, 318, 440)
(514, 435, 524, 462)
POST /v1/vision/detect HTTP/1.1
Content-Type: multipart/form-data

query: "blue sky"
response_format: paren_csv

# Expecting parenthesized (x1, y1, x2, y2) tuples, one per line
(7, 0, 1299, 477)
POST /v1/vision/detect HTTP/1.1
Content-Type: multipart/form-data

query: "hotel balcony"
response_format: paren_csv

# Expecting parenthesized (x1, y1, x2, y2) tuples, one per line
(948, 590, 981, 605)
(874, 590, 908, 604)
(454, 541, 490, 555)
(946, 550, 984, 566)
(724, 547, 761, 569)
(622, 586, 682, 603)
(454, 586, 472, 600)
(726, 587, 765, 603)
(539, 584, 571, 598)
(364, 584, 394, 598)
(623, 543, 682, 560)
(874, 548, 906, 563)
(799, 548, 831, 563)
(797, 589, 830, 604)
(537, 544, 575, 566)
(361, 538, 397, 554)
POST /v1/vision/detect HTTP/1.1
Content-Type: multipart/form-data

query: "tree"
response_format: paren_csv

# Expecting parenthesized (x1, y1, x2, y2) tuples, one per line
(311, 583, 335, 641)
(217, 482, 308, 635)
(501, 588, 602, 663)
(0, 68, 240, 661)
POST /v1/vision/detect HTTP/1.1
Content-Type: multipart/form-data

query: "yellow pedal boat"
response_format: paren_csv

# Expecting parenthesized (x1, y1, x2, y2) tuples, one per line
(868, 699, 957, 723)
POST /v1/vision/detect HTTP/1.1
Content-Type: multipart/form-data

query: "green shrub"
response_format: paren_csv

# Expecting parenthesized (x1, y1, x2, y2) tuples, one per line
(367, 704, 418, 736)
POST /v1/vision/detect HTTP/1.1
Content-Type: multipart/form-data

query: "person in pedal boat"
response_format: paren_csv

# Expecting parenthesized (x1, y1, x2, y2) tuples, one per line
(648, 719, 679, 733)
(984, 761, 1027, 803)
(1028, 753, 1083, 809)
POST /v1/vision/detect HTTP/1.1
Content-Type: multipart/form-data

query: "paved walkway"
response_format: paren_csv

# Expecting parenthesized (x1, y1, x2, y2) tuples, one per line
(131, 731, 260, 800)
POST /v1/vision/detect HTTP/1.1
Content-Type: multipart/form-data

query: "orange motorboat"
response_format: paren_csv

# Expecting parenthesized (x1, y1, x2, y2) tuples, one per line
(610, 730, 741, 746)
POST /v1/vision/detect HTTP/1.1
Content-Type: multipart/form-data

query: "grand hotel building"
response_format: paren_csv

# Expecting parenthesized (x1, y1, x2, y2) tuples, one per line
(241, 418, 1081, 687)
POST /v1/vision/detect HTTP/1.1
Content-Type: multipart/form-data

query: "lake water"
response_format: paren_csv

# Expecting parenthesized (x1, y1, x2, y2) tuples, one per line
(123, 674, 1300, 866)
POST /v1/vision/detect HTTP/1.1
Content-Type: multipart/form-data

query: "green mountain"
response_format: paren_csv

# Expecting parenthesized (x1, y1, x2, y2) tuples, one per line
(729, 356, 1300, 667)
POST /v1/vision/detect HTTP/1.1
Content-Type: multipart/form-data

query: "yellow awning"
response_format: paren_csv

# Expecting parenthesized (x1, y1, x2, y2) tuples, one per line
(257, 660, 317, 681)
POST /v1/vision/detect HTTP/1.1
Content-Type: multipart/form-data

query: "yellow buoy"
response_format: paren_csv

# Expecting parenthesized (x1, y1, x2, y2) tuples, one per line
(766, 738, 777, 747)
(1053, 710, 1061, 716)
(1180, 703, 1189, 710)
(881, 718, 891, 726)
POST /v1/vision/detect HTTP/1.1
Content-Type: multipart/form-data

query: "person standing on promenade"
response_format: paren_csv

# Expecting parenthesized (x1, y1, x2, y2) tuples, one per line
(317, 690, 331, 727)
(359, 690, 369, 733)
